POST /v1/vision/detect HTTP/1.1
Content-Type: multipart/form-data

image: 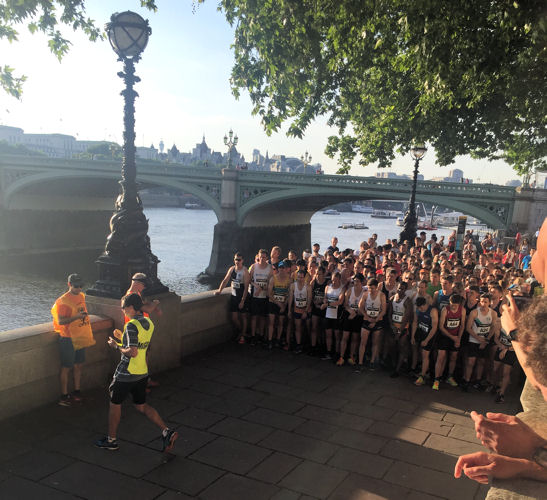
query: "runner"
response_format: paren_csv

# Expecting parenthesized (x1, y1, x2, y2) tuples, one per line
(356, 278, 386, 372)
(215, 252, 250, 343)
(95, 293, 177, 453)
(386, 281, 413, 377)
(462, 293, 497, 392)
(433, 294, 466, 390)
(288, 270, 312, 353)
(249, 249, 272, 344)
(412, 296, 439, 386)
(321, 271, 345, 360)
(337, 273, 365, 366)
(310, 266, 328, 355)
(267, 260, 291, 349)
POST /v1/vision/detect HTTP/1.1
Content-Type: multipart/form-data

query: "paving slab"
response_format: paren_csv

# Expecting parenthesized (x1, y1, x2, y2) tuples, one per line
(255, 395, 306, 414)
(0, 476, 78, 500)
(43, 461, 164, 499)
(144, 457, 224, 496)
(293, 420, 340, 441)
(1, 449, 74, 481)
(374, 395, 419, 413)
(216, 372, 260, 388)
(245, 407, 306, 431)
(253, 380, 304, 399)
(169, 407, 225, 430)
(247, 451, 302, 484)
(166, 426, 216, 457)
(327, 447, 393, 479)
(189, 378, 232, 396)
(190, 436, 271, 474)
(259, 430, 339, 464)
(208, 416, 274, 444)
(200, 473, 279, 500)
(211, 398, 257, 418)
(279, 461, 347, 499)
(448, 423, 481, 443)
(389, 411, 454, 436)
(367, 421, 430, 445)
(328, 472, 411, 500)
(294, 392, 348, 410)
(169, 388, 223, 409)
(296, 405, 373, 432)
(443, 411, 475, 427)
(383, 460, 479, 500)
(341, 401, 395, 421)
(328, 428, 387, 454)
(424, 433, 484, 457)
(380, 439, 457, 474)
(270, 488, 300, 500)
(224, 387, 267, 404)
(155, 490, 195, 500)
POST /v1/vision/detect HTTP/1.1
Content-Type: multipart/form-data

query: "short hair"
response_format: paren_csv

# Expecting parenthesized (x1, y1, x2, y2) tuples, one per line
(449, 294, 463, 305)
(442, 275, 454, 283)
(480, 293, 492, 301)
(259, 248, 268, 255)
(416, 297, 427, 307)
(518, 296, 547, 386)
(122, 292, 143, 311)
(367, 278, 379, 287)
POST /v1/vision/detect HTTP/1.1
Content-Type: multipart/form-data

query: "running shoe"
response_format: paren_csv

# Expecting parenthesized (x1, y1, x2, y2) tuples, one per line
(354, 365, 364, 373)
(414, 376, 425, 386)
(432, 380, 440, 391)
(446, 376, 458, 387)
(249, 337, 257, 346)
(461, 381, 469, 392)
(347, 357, 356, 366)
(162, 429, 178, 453)
(71, 390, 83, 402)
(472, 381, 485, 392)
(95, 437, 119, 450)
(495, 393, 505, 404)
(238, 336, 246, 345)
(336, 357, 345, 366)
(282, 344, 290, 351)
(321, 353, 332, 361)
(58, 394, 72, 407)
(369, 362, 376, 371)
(295, 345, 303, 354)
(267, 341, 273, 350)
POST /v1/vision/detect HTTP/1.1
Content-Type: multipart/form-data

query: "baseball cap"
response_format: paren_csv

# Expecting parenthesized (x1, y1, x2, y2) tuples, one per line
(277, 261, 286, 269)
(67, 273, 83, 286)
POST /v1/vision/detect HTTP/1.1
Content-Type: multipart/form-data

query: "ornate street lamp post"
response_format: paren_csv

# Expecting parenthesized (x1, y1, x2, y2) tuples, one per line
(224, 129, 238, 169)
(88, 11, 167, 298)
(300, 151, 312, 174)
(399, 144, 427, 245)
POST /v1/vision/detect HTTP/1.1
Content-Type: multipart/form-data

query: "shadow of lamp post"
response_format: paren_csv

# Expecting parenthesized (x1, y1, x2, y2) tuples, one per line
(224, 129, 238, 169)
(88, 11, 168, 299)
(399, 144, 427, 246)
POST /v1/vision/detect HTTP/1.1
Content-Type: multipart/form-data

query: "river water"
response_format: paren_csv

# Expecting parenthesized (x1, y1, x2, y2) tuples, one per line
(0, 207, 459, 332)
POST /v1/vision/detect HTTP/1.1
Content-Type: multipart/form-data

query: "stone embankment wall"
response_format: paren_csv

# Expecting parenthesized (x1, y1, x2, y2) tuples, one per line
(0, 291, 231, 420)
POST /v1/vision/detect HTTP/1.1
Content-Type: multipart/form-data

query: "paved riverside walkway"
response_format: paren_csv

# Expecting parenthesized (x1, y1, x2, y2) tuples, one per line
(0, 342, 521, 500)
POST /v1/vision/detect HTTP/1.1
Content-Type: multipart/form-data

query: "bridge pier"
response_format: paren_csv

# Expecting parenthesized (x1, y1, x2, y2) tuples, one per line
(205, 221, 311, 279)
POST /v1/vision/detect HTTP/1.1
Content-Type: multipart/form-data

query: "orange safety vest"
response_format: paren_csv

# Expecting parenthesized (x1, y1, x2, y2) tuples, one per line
(51, 292, 95, 350)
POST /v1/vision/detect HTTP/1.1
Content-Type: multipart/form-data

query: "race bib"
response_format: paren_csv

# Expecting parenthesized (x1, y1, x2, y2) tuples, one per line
(446, 318, 460, 329)
(478, 326, 490, 336)
(295, 297, 307, 308)
(274, 294, 286, 303)
(392, 313, 403, 323)
(367, 308, 379, 318)
(419, 322, 430, 333)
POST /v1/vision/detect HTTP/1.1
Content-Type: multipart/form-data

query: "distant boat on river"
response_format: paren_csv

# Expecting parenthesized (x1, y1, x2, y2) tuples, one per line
(371, 210, 398, 219)
(323, 209, 341, 215)
(351, 204, 373, 214)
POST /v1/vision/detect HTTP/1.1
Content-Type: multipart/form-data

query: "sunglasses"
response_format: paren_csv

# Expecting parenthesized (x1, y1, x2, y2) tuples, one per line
(234, 258, 242, 262)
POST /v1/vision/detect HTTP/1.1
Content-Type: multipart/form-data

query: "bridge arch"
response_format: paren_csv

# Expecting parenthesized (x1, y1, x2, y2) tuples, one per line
(238, 186, 509, 229)
(3, 170, 223, 220)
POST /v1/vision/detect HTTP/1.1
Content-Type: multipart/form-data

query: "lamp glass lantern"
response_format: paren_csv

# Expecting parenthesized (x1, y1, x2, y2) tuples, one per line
(410, 144, 427, 160)
(106, 11, 151, 59)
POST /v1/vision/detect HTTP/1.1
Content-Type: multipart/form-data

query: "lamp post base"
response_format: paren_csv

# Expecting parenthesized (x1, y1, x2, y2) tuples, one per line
(87, 253, 168, 299)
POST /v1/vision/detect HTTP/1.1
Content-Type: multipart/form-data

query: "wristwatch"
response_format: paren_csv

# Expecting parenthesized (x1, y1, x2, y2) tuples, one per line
(532, 446, 547, 468)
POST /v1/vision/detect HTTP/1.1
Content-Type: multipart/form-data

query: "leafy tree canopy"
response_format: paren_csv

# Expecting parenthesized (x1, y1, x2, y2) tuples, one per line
(0, 0, 157, 98)
(220, 0, 546, 173)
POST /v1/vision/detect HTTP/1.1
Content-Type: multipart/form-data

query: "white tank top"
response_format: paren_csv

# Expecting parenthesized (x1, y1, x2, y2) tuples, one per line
(470, 307, 493, 343)
(325, 284, 342, 319)
(365, 292, 382, 318)
(252, 264, 271, 299)
(293, 282, 309, 310)
(391, 296, 406, 324)
(349, 286, 363, 311)
(231, 268, 245, 296)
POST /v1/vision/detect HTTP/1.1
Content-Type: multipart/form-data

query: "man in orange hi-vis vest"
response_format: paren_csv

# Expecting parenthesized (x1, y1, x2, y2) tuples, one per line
(51, 273, 95, 406)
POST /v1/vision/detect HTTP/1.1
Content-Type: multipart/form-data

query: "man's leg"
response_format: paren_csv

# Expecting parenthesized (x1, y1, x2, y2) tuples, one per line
(108, 403, 122, 439)
(60, 367, 70, 395)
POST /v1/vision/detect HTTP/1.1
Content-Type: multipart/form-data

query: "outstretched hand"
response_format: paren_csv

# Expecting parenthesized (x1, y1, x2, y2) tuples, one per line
(454, 452, 539, 484)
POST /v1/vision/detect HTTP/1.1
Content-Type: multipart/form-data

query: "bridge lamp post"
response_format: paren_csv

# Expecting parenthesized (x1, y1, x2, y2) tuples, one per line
(399, 144, 427, 246)
(88, 11, 167, 299)
(224, 129, 238, 169)
(301, 151, 312, 174)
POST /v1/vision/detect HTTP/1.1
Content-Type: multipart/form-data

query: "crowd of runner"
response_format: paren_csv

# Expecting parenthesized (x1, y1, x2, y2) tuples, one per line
(216, 230, 539, 403)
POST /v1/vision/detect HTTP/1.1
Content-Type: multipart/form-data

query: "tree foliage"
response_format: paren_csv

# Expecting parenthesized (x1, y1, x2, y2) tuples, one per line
(0, 0, 158, 98)
(220, 0, 547, 173)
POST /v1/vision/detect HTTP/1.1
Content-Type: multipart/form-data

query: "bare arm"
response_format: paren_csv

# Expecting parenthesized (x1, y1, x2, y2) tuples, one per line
(215, 266, 234, 295)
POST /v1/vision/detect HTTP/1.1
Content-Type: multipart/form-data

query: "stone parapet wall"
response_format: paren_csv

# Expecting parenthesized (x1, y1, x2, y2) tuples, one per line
(0, 291, 231, 420)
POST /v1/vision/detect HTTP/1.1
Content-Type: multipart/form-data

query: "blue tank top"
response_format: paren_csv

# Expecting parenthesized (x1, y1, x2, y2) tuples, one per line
(417, 306, 433, 334)
(437, 290, 451, 310)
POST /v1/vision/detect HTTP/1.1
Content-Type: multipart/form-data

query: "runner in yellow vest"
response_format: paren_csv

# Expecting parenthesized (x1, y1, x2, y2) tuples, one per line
(95, 293, 177, 453)
(51, 273, 95, 406)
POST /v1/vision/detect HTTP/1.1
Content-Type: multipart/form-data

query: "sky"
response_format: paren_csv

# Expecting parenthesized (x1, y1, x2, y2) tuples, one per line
(0, 0, 523, 184)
